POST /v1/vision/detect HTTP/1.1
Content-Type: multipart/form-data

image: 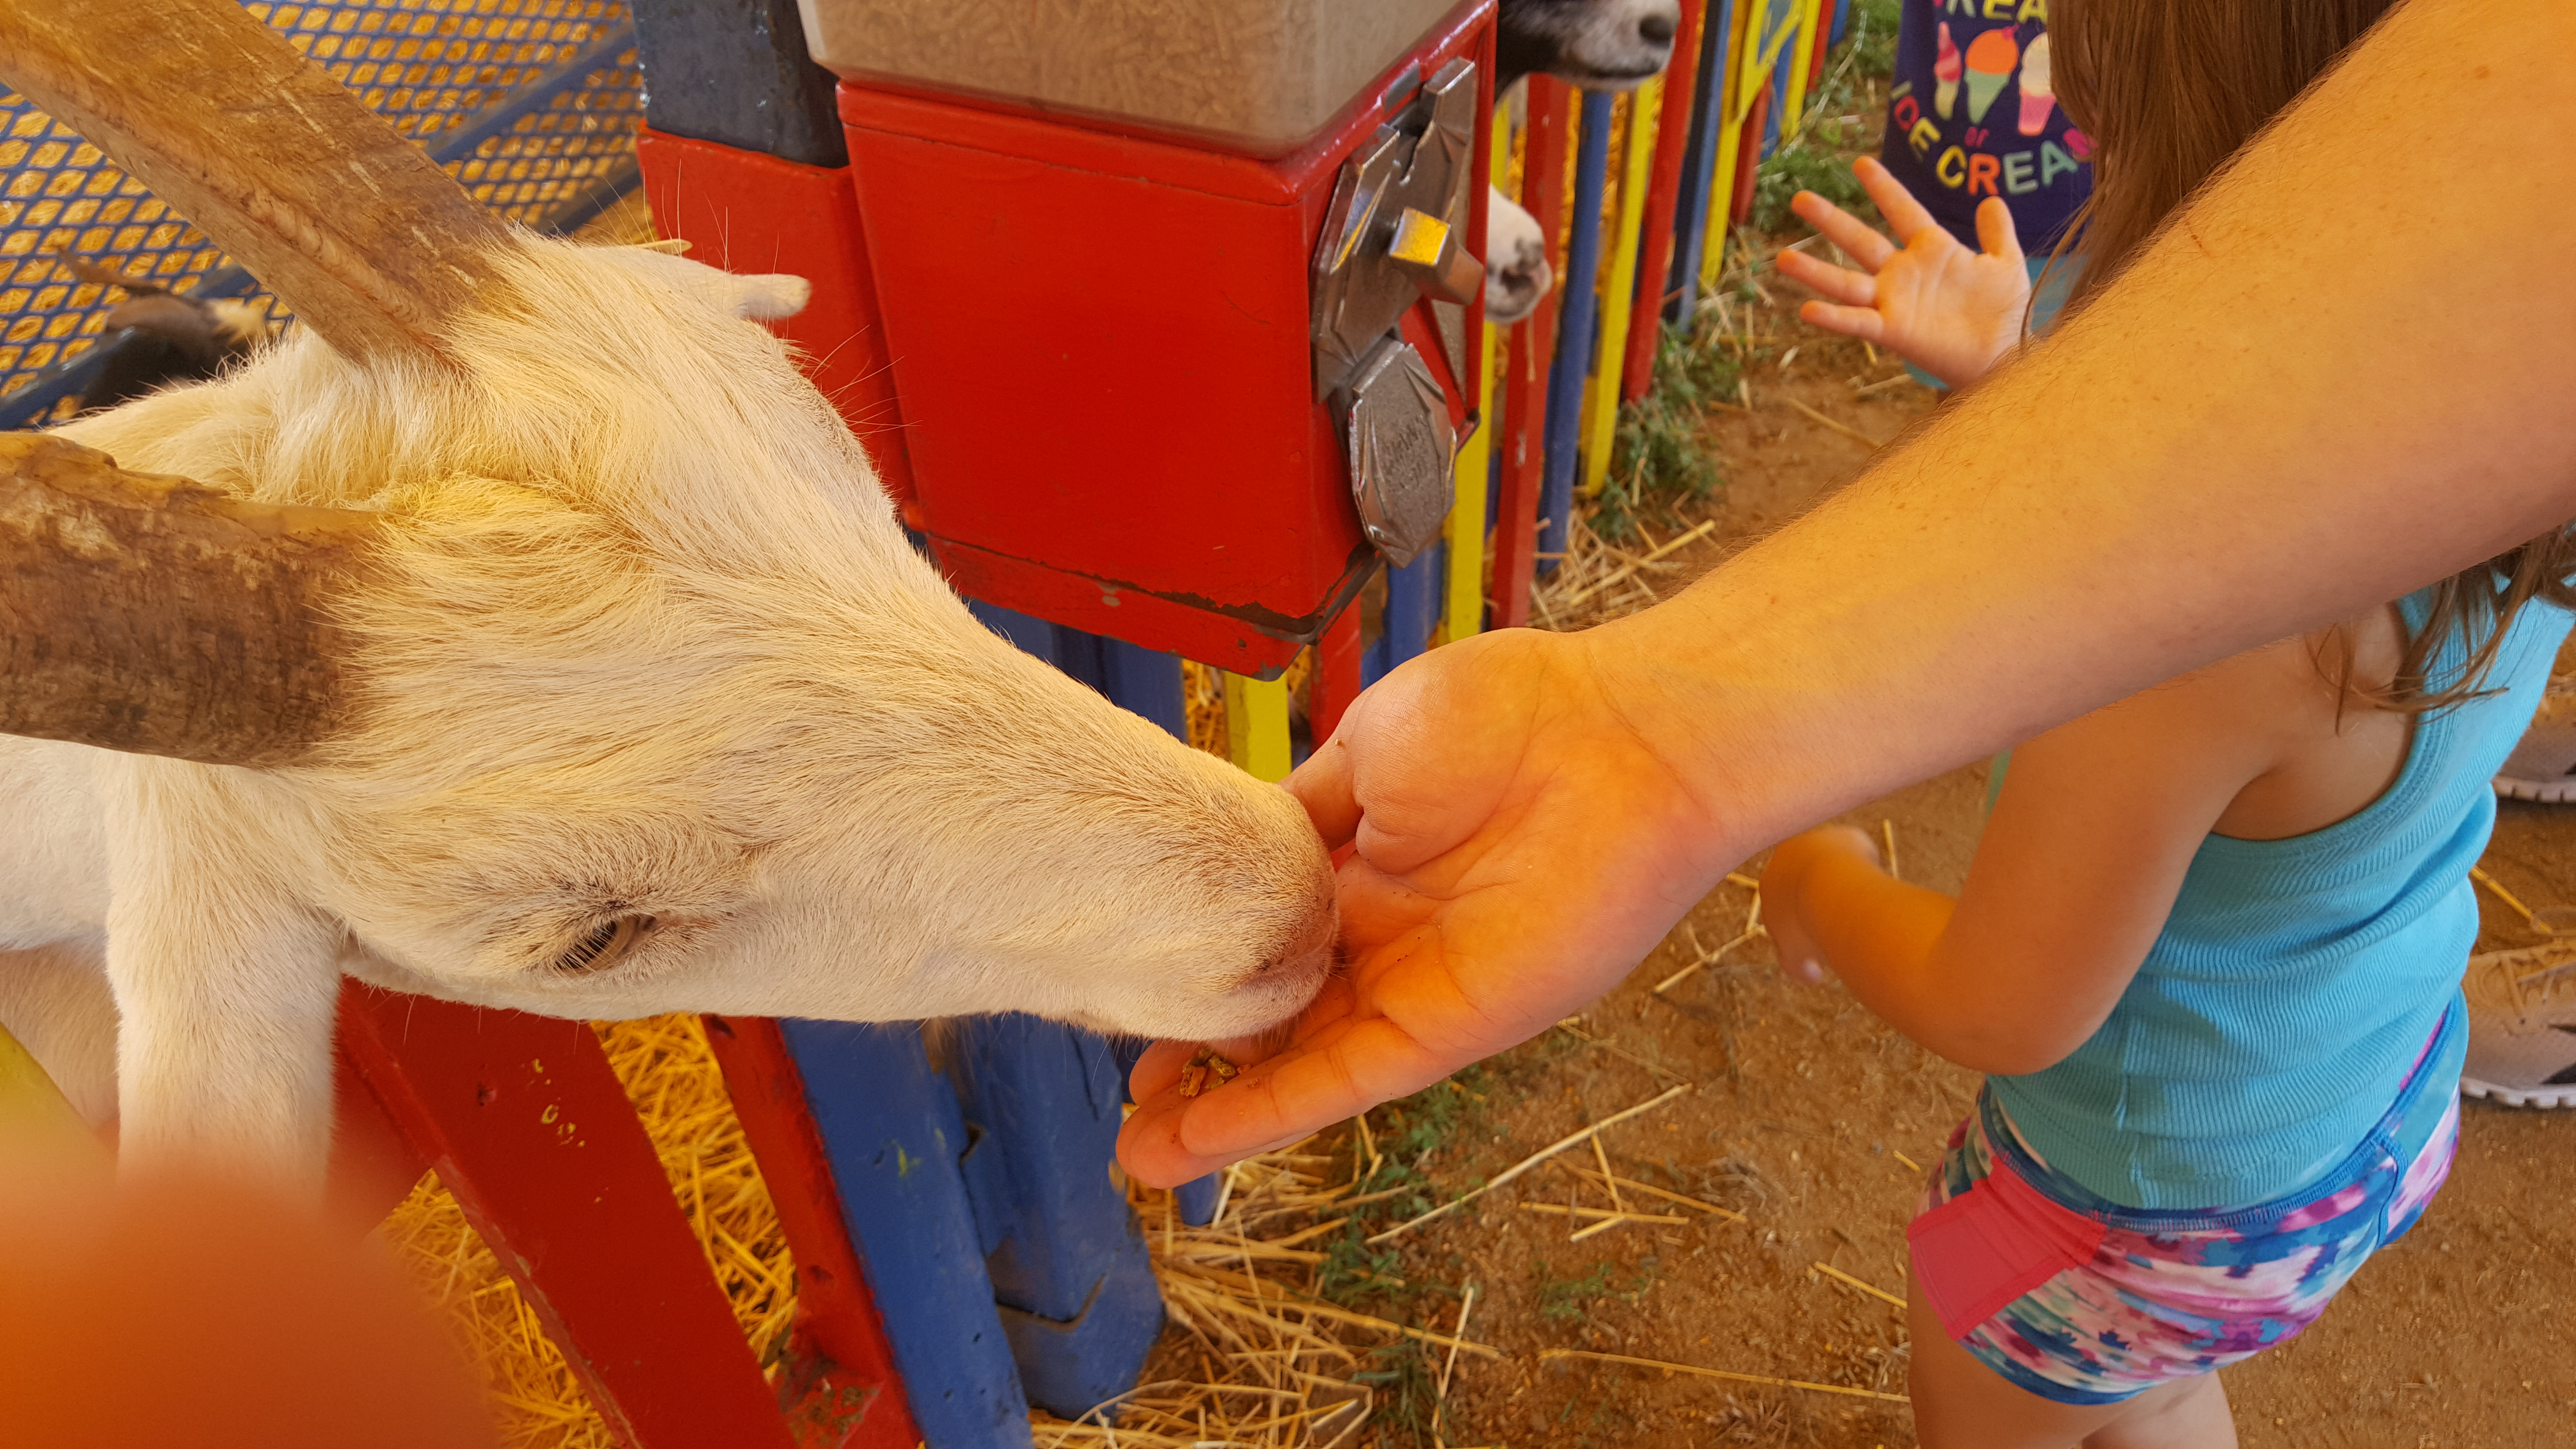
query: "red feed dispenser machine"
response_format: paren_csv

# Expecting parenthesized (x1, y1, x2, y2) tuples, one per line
(805, 0, 1496, 674)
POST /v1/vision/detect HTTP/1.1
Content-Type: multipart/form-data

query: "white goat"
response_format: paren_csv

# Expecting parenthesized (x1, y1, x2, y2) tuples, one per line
(0, 2, 1334, 1190)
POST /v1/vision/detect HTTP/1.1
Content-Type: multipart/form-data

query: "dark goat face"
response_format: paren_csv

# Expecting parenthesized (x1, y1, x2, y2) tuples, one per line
(1497, 0, 1682, 91)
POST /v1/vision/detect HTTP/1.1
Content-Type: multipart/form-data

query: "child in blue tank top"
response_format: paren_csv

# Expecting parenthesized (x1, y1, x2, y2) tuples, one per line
(1749, 3, 2576, 1445)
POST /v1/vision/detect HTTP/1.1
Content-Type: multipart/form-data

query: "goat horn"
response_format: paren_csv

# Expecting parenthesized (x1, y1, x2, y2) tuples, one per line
(0, 434, 381, 766)
(0, 0, 516, 361)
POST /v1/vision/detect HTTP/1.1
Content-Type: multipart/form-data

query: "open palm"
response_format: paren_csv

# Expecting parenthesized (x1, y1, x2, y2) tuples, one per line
(1115, 627, 1739, 1187)
(1775, 156, 2032, 389)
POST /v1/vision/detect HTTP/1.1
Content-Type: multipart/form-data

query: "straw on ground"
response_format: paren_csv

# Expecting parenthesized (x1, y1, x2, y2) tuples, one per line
(1539, 1348, 1911, 1403)
(1813, 1260, 1905, 1309)
(1787, 396, 1886, 449)
(1367, 1083, 1694, 1244)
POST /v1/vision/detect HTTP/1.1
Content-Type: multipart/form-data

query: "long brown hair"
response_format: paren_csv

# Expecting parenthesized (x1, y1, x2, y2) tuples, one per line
(2049, 0, 2576, 711)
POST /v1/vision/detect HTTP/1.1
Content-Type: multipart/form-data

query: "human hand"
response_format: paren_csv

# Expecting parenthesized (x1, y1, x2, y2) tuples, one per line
(1755, 826, 1881, 987)
(1773, 157, 2031, 389)
(1115, 627, 1742, 1187)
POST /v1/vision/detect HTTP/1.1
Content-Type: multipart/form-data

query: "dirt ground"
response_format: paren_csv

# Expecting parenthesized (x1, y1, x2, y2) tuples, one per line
(1161, 262, 2576, 1448)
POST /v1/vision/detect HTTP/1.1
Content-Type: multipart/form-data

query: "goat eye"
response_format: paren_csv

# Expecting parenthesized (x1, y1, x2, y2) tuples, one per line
(556, 915, 652, 974)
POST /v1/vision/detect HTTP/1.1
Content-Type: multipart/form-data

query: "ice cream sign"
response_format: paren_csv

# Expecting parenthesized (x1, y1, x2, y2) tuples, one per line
(1895, 17, 2085, 201)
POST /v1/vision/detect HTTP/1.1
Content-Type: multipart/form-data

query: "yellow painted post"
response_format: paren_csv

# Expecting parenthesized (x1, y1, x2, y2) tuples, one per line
(1698, 0, 1758, 294)
(1778, 0, 1825, 140)
(1222, 670, 1292, 783)
(1436, 103, 1517, 647)
(0, 1019, 104, 1163)
(1437, 323, 1500, 645)
(1578, 74, 1663, 500)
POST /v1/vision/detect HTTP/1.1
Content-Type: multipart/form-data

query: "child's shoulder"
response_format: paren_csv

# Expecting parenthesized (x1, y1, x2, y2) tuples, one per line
(2004, 607, 2406, 842)
(2080, 618, 2371, 757)
(2096, 607, 2410, 842)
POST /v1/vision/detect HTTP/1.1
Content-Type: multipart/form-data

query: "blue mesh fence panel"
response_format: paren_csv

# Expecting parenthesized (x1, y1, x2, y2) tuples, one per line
(0, 0, 642, 424)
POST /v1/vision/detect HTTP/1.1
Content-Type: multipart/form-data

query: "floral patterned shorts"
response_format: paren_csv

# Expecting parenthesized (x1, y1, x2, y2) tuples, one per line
(1908, 1078, 2458, 1406)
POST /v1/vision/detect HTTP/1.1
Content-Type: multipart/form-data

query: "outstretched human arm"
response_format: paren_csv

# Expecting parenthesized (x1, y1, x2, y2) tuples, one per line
(1119, 0, 2576, 1186)
(1755, 639, 2307, 1075)
(1774, 158, 2031, 388)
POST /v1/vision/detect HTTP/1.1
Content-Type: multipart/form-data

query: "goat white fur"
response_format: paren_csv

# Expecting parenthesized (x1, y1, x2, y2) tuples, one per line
(0, 238, 1336, 1188)
(1482, 193, 1554, 325)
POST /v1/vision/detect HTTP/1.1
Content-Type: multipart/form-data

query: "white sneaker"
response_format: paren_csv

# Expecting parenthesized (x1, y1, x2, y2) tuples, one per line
(2462, 941, 2576, 1108)
(2495, 672, 2576, 804)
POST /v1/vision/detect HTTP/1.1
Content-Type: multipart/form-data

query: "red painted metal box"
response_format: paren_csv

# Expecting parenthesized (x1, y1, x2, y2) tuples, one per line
(822, 1, 1494, 673)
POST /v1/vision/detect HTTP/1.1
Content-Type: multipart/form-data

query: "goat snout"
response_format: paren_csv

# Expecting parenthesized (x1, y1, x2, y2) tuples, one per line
(1259, 899, 1339, 981)
(1498, 0, 1682, 91)
(1482, 190, 1554, 324)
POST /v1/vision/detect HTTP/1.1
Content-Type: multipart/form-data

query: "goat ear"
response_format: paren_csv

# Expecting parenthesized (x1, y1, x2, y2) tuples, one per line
(727, 274, 813, 322)
(0, 434, 380, 766)
(0, 0, 513, 364)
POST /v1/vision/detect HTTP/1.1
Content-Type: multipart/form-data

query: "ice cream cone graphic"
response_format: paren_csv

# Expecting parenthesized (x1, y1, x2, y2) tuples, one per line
(1934, 22, 1963, 118)
(2017, 32, 2055, 136)
(1964, 28, 2019, 125)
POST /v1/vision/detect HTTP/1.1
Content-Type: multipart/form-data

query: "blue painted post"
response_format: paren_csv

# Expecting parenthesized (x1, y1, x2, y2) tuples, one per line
(785, 605, 1219, 1434)
(1091, 634, 1187, 741)
(1540, 89, 1615, 576)
(950, 1016, 1165, 1420)
(1667, 0, 1737, 327)
(1364, 548, 1444, 687)
(1763, 2, 1804, 158)
(781, 1020, 1031, 1449)
(966, 598, 1060, 664)
(1830, 0, 1852, 48)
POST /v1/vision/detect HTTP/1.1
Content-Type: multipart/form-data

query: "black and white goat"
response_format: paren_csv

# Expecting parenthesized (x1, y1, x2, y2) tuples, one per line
(1481, 0, 1682, 323)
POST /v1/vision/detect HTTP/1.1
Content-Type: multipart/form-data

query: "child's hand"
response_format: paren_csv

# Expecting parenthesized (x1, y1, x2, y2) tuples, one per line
(1757, 826, 1884, 986)
(1774, 157, 2032, 390)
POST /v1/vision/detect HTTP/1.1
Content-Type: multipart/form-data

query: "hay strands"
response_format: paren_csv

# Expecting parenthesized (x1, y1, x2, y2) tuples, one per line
(1559, 518, 1718, 607)
(1517, 1203, 1690, 1226)
(1163, 1260, 1502, 1359)
(1157, 1230, 1332, 1267)
(1429, 1283, 1479, 1447)
(1366, 1083, 1693, 1244)
(1553, 1016, 1684, 1082)
(1551, 1159, 1746, 1224)
(2472, 865, 2567, 937)
(1811, 1260, 1905, 1309)
(1539, 1348, 1911, 1404)
(1786, 397, 1886, 450)
(1653, 925, 1763, 995)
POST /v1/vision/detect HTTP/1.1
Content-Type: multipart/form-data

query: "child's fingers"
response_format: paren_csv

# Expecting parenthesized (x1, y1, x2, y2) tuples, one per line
(1973, 195, 2027, 268)
(1773, 248, 1877, 306)
(1788, 190, 1898, 273)
(1853, 156, 1944, 248)
(1796, 300, 1887, 342)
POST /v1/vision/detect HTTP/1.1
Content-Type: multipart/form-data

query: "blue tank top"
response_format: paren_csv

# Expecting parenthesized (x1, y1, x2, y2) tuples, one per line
(1987, 590, 2574, 1209)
